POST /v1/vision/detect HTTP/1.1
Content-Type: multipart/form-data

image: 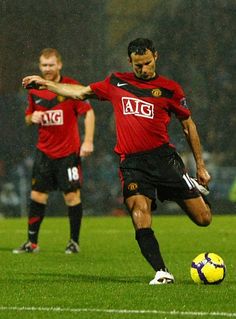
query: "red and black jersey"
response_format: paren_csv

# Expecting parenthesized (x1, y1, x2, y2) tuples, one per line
(90, 72, 190, 155)
(26, 76, 92, 159)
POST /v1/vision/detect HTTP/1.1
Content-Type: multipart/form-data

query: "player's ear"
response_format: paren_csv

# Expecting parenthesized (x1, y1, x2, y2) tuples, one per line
(38, 62, 43, 72)
(127, 56, 132, 64)
(154, 51, 159, 61)
(58, 61, 63, 70)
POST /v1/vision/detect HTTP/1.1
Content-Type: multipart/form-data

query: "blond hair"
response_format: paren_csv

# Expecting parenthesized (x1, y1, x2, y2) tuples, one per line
(39, 48, 62, 63)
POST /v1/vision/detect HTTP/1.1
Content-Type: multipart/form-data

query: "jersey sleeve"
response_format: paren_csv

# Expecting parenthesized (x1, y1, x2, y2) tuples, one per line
(169, 82, 191, 119)
(75, 99, 93, 115)
(25, 92, 35, 116)
(90, 76, 111, 101)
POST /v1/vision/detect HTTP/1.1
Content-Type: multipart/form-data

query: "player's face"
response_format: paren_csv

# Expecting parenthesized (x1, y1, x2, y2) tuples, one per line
(39, 55, 62, 82)
(129, 49, 158, 80)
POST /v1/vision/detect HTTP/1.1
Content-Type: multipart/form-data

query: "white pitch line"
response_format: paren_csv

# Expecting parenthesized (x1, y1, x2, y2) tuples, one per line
(0, 306, 235, 318)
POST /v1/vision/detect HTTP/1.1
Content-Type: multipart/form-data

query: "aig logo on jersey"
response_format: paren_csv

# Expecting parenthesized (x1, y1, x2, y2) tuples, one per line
(122, 97, 154, 119)
(41, 110, 64, 126)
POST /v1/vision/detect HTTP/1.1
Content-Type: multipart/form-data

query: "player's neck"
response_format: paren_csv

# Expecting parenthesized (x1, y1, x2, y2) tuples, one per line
(134, 72, 158, 81)
(55, 74, 62, 83)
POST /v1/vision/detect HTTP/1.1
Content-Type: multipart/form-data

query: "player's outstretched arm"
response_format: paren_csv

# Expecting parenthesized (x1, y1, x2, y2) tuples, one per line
(22, 75, 94, 100)
(180, 116, 211, 186)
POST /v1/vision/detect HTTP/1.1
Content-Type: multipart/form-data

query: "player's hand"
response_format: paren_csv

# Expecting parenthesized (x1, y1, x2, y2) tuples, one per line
(80, 141, 94, 157)
(196, 167, 211, 186)
(31, 111, 45, 124)
(22, 75, 47, 89)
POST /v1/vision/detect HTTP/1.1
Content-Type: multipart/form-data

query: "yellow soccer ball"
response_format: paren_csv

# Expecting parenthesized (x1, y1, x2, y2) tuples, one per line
(190, 253, 226, 284)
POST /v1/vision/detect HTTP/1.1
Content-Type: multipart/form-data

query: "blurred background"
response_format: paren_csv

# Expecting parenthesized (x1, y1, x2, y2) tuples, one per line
(0, 0, 235, 217)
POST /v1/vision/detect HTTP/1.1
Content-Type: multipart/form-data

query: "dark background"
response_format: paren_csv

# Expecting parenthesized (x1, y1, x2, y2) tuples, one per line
(0, 0, 235, 216)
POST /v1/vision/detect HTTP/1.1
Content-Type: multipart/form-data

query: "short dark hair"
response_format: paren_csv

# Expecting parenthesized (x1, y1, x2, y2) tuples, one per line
(128, 38, 156, 58)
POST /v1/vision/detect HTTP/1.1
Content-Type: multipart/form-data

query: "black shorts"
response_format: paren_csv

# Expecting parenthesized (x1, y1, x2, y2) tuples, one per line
(31, 149, 82, 193)
(119, 144, 200, 209)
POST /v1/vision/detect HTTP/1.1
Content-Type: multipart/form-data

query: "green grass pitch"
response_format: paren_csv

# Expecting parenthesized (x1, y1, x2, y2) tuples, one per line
(0, 215, 235, 319)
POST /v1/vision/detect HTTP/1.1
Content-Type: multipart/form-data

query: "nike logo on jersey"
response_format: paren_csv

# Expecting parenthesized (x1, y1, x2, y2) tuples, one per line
(111, 74, 174, 98)
(32, 94, 68, 109)
(35, 98, 43, 104)
(117, 82, 128, 87)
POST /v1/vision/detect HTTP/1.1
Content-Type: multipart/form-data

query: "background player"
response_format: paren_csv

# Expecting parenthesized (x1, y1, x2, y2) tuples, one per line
(14, 48, 95, 254)
(22, 39, 212, 283)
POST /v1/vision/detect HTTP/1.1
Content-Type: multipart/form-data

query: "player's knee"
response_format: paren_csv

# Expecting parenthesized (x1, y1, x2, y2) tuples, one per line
(198, 207, 212, 226)
(31, 191, 48, 204)
(132, 201, 150, 216)
(199, 217, 211, 227)
(64, 190, 81, 206)
(131, 203, 152, 228)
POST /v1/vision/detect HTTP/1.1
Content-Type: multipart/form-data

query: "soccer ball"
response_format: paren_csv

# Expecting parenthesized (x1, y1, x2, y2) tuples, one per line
(190, 252, 226, 284)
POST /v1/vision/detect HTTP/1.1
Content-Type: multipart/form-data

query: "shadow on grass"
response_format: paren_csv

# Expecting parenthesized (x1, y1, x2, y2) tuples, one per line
(0, 247, 13, 251)
(0, 246, 70, 253)
(6, 274, 235, 285)
(1, 272, 233, 285)
(2, 272, 149, 284)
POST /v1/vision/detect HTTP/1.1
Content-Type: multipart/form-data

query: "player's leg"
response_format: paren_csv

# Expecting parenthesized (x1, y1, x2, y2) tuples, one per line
(13, 150, 51, 254)
(27, 190, 48, 244)
(27, 152, 52, 246)
(126, 194, 166, 270)
(176, 196, 212, 226)
(159, 150, 212, 227)
(119, 149, 174, 284)
(63, 189, 82, 253)
(57, 153, 83, 253)
(125, 194, 174, 284)
(12, 191, 48, 254)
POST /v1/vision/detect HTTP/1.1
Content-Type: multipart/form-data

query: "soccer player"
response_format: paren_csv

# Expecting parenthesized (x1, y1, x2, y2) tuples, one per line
(13, 48, 95, 254)
(22, 39, 212, 284)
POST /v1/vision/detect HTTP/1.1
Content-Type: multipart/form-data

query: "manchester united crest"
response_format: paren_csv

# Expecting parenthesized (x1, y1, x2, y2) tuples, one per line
(57, 95, 66, 103)
(152, 88, 162, 97)
(128, 182, 138, 191)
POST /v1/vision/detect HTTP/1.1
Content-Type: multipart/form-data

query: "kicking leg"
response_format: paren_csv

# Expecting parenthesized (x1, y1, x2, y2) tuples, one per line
(177, 196, 212, 226)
